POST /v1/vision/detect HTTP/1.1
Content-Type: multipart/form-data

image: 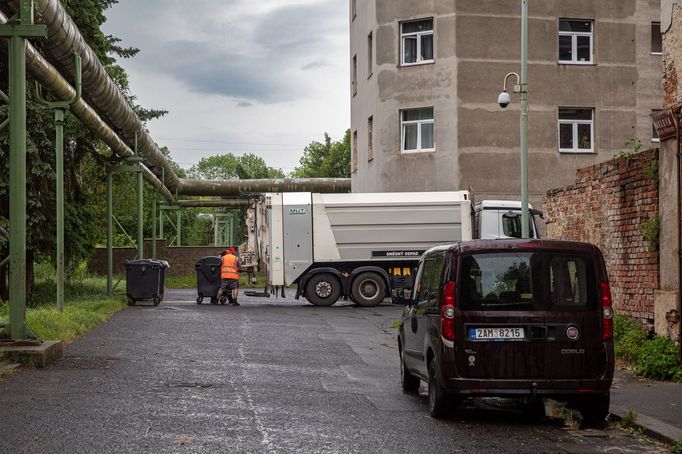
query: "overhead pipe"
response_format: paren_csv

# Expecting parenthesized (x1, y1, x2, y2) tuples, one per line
(0, 1, 352, 198)
(0, 9, 174, 202)
(176, 199, 252, 208)
(178, 178, 352, 197)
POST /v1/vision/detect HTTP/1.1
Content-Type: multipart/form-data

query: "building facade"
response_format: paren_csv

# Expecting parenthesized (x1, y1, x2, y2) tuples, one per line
(350, 0, 663, 204)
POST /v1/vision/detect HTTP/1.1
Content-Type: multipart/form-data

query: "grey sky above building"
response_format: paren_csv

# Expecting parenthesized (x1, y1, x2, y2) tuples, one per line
(103, 0, 350, 173)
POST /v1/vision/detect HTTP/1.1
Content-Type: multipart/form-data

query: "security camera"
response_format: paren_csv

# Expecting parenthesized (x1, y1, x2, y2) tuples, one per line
(498, 91, 511, 109)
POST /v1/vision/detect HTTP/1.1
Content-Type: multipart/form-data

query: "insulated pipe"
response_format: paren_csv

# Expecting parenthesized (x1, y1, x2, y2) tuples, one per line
(0, 10, 174, 202)
(0, 0, 182, 193)
(176, 200, 252, 208)
(178, 178, 352, 197)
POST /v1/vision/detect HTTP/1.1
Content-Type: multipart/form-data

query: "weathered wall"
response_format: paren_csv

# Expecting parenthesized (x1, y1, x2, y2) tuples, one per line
(544, 149, 660, 325)
(351, 0, 662, 208)
(89, 240, 227, 277)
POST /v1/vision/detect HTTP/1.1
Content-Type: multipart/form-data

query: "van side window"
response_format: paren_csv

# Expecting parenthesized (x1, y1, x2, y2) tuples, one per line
(416, 260, 435, 305)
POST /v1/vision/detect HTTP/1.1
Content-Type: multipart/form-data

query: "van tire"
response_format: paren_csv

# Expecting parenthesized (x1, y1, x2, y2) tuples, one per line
(577, 392, 610, 425)
(428, 362, 451, 418)
(305, 273, 341, 306)
(351, 272, 386, 307)
(400, 347, 420, 393)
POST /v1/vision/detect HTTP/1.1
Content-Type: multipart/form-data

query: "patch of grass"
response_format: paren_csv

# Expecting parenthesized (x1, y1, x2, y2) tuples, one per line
(614, 315, 682, 382)
(619, 410, 638, 430)
(1, 297, 126, 343)
(389, 320, 401, 329)
(671, 440, 682, 454)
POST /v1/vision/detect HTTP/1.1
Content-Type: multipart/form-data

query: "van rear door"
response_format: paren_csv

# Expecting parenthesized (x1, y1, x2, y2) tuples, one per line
(456, 251, 603, 380)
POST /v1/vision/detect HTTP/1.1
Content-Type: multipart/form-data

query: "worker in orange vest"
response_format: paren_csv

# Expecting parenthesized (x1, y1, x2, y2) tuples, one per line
(217, 247, 240, 306)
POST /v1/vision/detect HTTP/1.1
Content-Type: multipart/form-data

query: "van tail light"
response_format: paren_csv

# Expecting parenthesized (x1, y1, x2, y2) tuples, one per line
(600, 282, 613, 341)
(441, 281, 457, 341)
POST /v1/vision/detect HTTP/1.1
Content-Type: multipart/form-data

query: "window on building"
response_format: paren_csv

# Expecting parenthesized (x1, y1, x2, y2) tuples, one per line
(352, 130, 358, 172)
(352, 54, 357, 96)
(401, 107, 435, 152)
(351, 0, 357, 21)
(368, 31, 373, 78)
(559, 20, 593, 64)
(558, 108, 594, 153)
(401, 19, 434, 65)
(652, 109, 662, 143)
(368, 116, 374, 161)
(652, 22, 662, 54)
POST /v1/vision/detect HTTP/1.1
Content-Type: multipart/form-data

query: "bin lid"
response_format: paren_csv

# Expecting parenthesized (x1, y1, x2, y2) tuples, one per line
(195, 256, 222, 266)
(125, 259, 162, 268)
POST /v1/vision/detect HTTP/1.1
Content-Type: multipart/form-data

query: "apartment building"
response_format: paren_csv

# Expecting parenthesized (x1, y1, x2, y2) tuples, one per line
(349, 0, 662, 204)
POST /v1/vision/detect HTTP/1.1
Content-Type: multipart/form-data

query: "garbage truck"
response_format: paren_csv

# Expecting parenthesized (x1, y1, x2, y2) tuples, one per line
(239, 191, 542, 307)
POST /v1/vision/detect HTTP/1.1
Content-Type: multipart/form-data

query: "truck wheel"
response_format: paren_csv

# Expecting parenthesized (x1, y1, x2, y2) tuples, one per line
(305, 273, 341, 306)
(351, 272, 386, 307)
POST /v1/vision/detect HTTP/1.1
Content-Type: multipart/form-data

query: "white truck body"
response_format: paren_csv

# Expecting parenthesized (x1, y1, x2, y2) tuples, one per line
(243, 191, 538, 303)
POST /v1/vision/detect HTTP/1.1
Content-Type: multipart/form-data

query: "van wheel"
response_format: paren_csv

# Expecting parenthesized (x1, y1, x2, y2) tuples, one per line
(577, 392, 610, 426)
(400, 347, 420, 393)
(428, 362, 451, 418)
(351, 272, 386, 307)
(306, 273, 341, 306)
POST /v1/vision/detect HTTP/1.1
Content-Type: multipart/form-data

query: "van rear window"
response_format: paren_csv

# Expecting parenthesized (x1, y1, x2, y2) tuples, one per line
(459, 252, 597, 310)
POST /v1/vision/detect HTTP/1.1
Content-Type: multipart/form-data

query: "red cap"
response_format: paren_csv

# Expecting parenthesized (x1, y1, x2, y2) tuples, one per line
(228, 247, 236, 254)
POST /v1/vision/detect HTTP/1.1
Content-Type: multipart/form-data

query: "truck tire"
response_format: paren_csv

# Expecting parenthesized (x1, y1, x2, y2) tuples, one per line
(305, 273, 341, 306)
(351, 272, 386, 307)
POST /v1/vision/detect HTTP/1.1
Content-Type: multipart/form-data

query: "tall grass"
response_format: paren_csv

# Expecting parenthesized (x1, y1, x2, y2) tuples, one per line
(0, 262, 126, 343)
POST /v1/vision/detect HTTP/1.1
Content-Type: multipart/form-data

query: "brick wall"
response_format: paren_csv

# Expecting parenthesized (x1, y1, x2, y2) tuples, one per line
(544, 149, 660, 323)
(88, 240, 230, 277)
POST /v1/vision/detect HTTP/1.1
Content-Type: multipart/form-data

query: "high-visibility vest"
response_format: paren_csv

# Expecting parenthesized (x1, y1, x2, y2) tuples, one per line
(221, 254, 239, 280)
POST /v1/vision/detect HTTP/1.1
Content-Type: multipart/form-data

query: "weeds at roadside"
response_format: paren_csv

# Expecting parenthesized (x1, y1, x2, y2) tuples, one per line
(614, 315, 682, 383)
(619, 410, 638, 430)
(389, 320, 401, 329)
(670, 440, 682, 454)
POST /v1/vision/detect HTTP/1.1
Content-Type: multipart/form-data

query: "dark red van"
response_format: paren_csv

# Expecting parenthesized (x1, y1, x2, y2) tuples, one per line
(398, 239, 614, 422)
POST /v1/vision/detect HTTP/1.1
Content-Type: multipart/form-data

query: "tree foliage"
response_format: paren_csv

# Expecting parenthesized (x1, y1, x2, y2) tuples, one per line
(189, 153, 285, 180)
(293, 130, 351, 178)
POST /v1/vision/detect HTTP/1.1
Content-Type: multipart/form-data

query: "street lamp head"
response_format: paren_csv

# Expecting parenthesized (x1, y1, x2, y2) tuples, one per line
(498, 90, 511, 109)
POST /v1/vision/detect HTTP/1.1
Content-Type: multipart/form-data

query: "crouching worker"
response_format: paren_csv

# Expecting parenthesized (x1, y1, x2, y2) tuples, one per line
(217, 247, 240, 306)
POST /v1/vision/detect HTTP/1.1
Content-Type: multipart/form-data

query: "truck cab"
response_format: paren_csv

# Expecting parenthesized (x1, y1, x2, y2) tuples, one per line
(474, 200, 542, 239)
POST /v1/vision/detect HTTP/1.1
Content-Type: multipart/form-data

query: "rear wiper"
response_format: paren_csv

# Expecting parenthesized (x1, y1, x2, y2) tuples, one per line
(481, 301, 533, 308)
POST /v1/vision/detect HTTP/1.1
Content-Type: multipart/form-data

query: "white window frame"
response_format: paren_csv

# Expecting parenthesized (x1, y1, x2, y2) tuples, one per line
(558, 108, 594, 153)
(400, 19, 434, 66)
(401, 108, 435, 153)
(558, 20, 594, 65)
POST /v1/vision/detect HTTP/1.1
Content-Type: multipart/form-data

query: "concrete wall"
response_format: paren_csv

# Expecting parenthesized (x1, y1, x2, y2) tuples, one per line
(351, 0, 663, 207)
(544, 149, 662, 329)
(88, 240, 227, 277)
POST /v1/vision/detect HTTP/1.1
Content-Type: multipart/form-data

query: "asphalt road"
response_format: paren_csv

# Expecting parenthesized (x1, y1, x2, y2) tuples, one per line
(0, 289, 671, 453)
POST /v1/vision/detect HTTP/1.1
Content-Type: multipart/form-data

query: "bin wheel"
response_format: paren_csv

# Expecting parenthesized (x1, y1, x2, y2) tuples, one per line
(127, 298, 135, 306)
(196, 297, 203, 305)
(153, 297, 161, 307)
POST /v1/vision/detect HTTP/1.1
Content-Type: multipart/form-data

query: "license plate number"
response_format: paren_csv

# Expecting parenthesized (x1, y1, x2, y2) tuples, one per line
(469, 327, 525, 341)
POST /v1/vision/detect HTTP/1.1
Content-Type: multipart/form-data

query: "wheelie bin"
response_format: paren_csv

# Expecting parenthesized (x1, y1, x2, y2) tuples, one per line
(195, 256, 222, 305)
(125, 259, 168, 306)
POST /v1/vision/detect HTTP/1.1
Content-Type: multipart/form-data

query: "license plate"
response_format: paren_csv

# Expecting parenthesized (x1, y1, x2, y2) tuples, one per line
(469, 327, 525, 341)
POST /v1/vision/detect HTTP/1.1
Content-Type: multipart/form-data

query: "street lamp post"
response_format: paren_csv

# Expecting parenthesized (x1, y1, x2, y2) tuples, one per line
(498, 0, 530, 239)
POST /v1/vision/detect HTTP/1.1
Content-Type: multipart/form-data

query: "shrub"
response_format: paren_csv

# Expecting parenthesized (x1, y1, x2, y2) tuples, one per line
(614, 315, 682, 382)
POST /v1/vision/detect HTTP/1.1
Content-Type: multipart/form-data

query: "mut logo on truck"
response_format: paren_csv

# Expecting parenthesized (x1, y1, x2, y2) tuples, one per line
(372, 250, 425, 258)
(289, 208, 307, 215)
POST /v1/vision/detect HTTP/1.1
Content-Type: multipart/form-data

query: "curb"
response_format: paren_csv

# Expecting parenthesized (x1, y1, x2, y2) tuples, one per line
(610, 404, 682, 445)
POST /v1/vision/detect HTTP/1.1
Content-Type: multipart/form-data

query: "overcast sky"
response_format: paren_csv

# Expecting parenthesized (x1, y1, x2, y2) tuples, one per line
(103, 0, 350, 174)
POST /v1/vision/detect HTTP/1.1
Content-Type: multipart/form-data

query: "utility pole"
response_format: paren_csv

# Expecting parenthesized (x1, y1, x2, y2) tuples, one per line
(520, 0, 529, 239)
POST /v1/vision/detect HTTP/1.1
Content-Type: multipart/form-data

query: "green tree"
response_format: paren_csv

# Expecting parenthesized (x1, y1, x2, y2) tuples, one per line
(189, 153, 285, 180)
(293, 130, 351, 178)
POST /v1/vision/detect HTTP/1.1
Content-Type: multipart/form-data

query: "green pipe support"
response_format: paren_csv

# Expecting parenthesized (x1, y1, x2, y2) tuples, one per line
(0, 0, 47, 340)
(152, 190, 157, 258)
(106, 169, 113, 296)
